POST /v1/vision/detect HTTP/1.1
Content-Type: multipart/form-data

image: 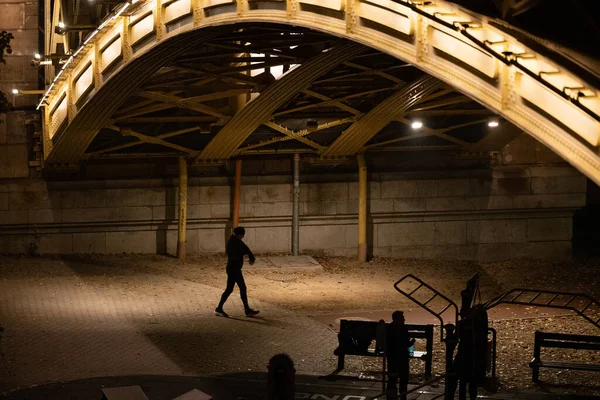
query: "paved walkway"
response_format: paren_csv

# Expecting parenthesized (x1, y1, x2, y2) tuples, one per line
(0, 259, 342, 395)
(0, 258, 594, 400)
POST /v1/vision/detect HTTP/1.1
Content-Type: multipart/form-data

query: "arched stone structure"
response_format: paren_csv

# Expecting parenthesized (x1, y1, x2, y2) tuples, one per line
(40, 0, 600, 183)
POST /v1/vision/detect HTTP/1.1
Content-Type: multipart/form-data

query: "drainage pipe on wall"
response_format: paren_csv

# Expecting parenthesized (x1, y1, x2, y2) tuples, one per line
(357, 154, 368, 262)
(177, 156, 188, 261)
(292, 153, 300, 256)
(232, 159, 242, 228)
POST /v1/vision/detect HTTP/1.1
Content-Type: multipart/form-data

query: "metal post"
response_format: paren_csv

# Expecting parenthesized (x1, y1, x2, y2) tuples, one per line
(176, 157, 188, 261)
(357, 154, 367, 262)
(233, 159, 242, 228)
(444, 324, 458, 400)
(292, 153, 300, 256)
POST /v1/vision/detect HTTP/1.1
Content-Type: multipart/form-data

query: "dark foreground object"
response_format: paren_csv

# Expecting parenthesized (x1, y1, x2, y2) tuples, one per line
(3, 373, 600, 400)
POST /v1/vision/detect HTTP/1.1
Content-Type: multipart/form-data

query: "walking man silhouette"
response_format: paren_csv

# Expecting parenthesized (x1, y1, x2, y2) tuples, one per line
(215, 226, 260, 318)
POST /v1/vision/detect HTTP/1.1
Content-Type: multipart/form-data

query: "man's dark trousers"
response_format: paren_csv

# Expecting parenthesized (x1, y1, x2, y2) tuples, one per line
(218, 267, 250, 310)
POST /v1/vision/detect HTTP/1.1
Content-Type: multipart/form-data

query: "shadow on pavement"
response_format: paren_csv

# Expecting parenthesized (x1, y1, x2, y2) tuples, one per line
(0, 372, 385, 400)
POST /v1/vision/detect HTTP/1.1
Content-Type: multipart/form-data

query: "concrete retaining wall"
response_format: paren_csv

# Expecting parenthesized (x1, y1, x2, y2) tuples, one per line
(0, 165, 586, 261)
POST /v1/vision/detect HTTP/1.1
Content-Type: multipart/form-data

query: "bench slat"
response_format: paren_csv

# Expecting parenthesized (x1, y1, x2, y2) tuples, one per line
(533, 360, 600, 372)
(340, 349, 427, 359)
(538, 332, 600, 344)
(540, 340, 600, 351)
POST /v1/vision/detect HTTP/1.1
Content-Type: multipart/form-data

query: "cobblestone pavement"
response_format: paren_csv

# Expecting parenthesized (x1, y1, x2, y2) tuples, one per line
(0, 259, 349, 394)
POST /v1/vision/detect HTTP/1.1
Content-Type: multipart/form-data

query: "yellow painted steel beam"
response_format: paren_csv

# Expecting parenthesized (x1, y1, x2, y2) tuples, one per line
(324, 75, 444, 156)
(313, 64, 411, 84)
(343, 61, 402, 84)
(396, 118, 486, 146)
(138, 92, 230, 119)
(272, 87, 392, 117)
(264, 122, 324, 151)
(239, 148, 318, 155)
(115, 116, 216, 124)
(116, 90, 183, 116)
(371, 145, 460, 151)
(362, 132, 437, 150)
(45, 30, 220, 165)
(232, 159, 242, 228)
(86, 126, 204, 156)
(196, 42, 365, 160)
(357, 153, 367, 262)
(407, 109, 492, 116)
(235, 116, 357, 153)
(302, 89, 362, 115)
(177, 156, 188, 261)
(114, 103, 175, 120)
(410, 96, 474, 112)
(114, 126, 200, 155)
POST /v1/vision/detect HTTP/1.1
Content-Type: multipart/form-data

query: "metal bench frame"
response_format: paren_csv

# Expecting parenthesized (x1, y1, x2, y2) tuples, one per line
(334, 320, 434, 377)
(530, 331, 600, 383)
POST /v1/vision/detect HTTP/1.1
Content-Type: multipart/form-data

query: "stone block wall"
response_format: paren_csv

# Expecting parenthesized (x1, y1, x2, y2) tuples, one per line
(0, 0, 40, 107)
(1, 0, 40, 180)
(0, 164, 586, 261)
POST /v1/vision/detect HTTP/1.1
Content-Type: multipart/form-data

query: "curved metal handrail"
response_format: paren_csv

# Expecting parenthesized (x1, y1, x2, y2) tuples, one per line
(394, 274, 459, 342)
(485, 288, 600, 330)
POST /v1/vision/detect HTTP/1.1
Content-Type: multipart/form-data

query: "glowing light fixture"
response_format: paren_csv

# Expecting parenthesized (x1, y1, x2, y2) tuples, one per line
(11, 89, 19, 94)
(34, 53, 41, 60)
(411, 121, 423, 129)
(58, 21, 66, 29)
(488, 120, 499, 128)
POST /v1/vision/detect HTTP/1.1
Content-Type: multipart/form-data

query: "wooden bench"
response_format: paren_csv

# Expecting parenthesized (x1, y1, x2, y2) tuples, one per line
(334, 319, 434, 377)
(529, 331, 600, 383)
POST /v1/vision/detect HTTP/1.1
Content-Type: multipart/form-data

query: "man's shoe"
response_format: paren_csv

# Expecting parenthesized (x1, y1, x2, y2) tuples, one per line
(245, 309, 260, 317)
(215, 308, 229, 318)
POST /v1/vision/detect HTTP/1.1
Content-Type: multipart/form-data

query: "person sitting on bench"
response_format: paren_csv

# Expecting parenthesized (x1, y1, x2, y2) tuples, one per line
(386, 311, 415, 400)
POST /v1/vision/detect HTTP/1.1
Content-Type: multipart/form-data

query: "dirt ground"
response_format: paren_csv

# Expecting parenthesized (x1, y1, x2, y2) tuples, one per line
(2, 253, 600, 395)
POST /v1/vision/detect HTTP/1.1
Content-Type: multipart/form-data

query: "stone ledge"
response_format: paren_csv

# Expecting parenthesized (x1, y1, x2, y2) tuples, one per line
(0, 207, 579, 234)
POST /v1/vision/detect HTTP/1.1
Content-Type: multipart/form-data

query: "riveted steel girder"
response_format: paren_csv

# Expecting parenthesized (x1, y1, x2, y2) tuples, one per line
(324, 75, 444, 156)
(40, 0, 600, 184)
(195, 42, 364, 161)
(46, 31, 219, 165)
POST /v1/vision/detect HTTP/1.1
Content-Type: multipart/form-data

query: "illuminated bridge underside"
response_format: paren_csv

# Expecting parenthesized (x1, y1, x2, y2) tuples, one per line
(42, 0, 600, 183)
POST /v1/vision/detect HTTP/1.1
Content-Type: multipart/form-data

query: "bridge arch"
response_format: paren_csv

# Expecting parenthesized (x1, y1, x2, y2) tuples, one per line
(40, 0, 600, 183)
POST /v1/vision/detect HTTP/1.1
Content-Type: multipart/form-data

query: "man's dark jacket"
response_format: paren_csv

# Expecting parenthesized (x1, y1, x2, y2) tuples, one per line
(226, 235, 255, 271)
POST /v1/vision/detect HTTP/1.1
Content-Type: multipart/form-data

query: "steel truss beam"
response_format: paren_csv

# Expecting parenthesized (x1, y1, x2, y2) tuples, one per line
(272, 87, 394, 117)
(263, 122, 324, 150)
(396, 118, 487, 147)
(87, 126, 205, 157)
(235, 117, 357, 154)
(196, 42, 365, 161)
(323, 76, 444, 156)
(110, 126, 199, 155)
(138, 92, 229, 120)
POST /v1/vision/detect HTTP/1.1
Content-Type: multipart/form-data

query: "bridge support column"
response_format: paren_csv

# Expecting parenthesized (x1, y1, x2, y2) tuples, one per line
(357, 154, 367, 262)
(292, 153, 300, 255)
(233, 159, 242, 228)
(177, 157, 188, 261)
